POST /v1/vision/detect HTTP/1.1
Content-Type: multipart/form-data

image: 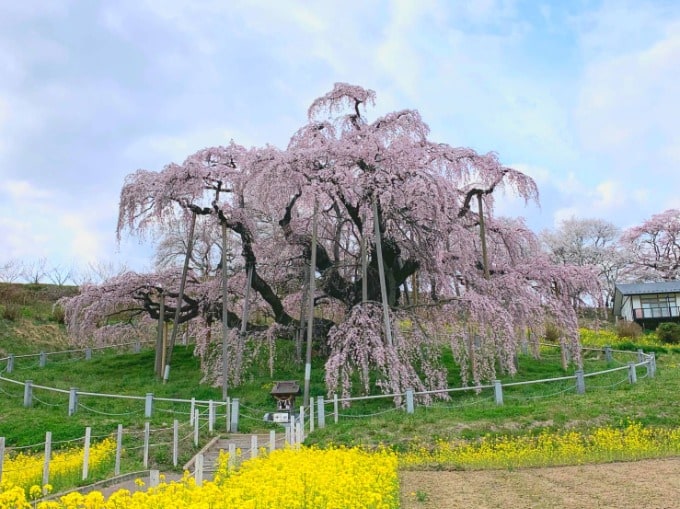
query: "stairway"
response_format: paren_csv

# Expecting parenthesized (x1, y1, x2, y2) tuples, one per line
(184, 433, 277, 479)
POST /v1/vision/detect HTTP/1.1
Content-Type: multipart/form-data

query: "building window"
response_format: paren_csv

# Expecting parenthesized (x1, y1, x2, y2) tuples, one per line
(638, 294, 679, 319)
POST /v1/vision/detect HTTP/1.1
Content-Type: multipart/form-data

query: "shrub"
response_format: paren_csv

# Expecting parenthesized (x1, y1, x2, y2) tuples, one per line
(655, 322, 680, 344)
(1, 303, 20, 321)
(615, 320, 642, 339)
(544, 323, 562, 343)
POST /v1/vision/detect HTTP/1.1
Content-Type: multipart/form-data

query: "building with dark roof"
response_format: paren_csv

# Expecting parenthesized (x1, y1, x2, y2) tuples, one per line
(613, 281, 680, 328)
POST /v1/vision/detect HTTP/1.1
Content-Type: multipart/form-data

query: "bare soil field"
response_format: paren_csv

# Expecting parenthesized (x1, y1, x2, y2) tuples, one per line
(400, 458, 680, 509)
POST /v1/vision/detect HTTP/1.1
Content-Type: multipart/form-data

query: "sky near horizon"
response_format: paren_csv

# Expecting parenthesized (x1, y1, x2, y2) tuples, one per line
(0, 0, 678, 279)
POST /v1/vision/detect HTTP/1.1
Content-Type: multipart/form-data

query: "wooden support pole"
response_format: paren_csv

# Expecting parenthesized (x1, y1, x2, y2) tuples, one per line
(304, 201, 318, 408)
(164, 211, 197, 382)
(221, 223, 230, 400)
(372, 199, 394, 348)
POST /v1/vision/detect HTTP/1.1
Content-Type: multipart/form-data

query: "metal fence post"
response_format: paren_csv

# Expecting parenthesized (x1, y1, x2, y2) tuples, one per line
(68, 388, 78, 416)
(24, 380, 33, 408)
(575, 369, 585, 394)
(628, 362, 637, 384)
(493, 380, 503, 405)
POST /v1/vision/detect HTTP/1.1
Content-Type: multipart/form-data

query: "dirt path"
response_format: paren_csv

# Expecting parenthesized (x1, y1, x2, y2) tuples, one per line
(400, 458, 680, 509)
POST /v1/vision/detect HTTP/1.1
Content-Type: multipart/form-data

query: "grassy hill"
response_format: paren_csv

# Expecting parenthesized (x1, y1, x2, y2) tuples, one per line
(1, 283, 679, 474)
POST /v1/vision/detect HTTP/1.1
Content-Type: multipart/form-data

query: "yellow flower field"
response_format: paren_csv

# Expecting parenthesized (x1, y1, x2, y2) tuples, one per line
(400, 422, 680, 470)
(0, 438, 116, 498)
(28, 446, 399, 509)
(2, 424, 678, 508)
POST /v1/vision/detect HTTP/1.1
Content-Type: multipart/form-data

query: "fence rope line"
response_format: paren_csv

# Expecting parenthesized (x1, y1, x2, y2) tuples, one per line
(505, 385, 576, 401)
(77, 402, 143, 416)
(337, 405, 403, 418)
(587, 377, 629, 389)
(32, 394, 64, 407)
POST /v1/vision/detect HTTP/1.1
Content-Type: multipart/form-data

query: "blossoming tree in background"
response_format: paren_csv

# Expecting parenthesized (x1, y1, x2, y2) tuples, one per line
(61, 84, 598, 399)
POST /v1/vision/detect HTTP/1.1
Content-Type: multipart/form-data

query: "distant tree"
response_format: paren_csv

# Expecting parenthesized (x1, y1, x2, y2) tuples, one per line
(48, 264, 75, 287)
(21, 257, 48, 284)
(0, 258, 23, 283)
(620, 209, 680, 281)
(541, 217, 627, 307)
(73, 261, 130, 286)
(63, 83, 598, 397)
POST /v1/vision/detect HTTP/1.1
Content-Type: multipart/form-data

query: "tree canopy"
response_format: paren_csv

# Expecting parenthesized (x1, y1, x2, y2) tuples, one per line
(62, 83, 598, 399)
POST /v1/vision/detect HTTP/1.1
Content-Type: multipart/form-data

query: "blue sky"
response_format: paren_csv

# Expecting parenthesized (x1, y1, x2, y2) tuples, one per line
(1, 0, 678, 278)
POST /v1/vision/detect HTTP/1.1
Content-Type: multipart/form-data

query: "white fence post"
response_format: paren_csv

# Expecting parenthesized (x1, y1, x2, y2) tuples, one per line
(230, 398, 240, 433)
(299, 406, 305, 440)
(82, 427, 91, 480)
(251, 435, 258, 459)
(6, 354, 13, 373)
(604, 346, 613, 363)
(494, 380, 503, 405)
(150, 469, 160, 487)
(145, 393, 153, 418)
(39, 352, 47, 368)
(317, 396, 325, 429)
(143, 422, 150, 468)
(209, 400, 215, 433)
(637, 349, 645, 363)
(24, 380, 33, 408)
(194, 409, 199, 447)
(195, 453, 204, 486)
(115, 424, 123, 475)
(628, 362, 637, 384)
(269, 430, 276, 452)
(173, 419, 179, 467)
(0, 437, 5, 483)
(42, 432, 52, 494)
(190, 398, 196, 425)
(85, 347, 92, 361)
(333, 394, 339, 424)
(228, 443, 236, 471)
(309, 402, 315, 433)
